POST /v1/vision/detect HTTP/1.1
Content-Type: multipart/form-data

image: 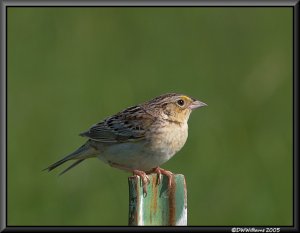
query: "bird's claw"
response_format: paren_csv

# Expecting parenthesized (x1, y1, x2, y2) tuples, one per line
(133, 167, 174, 197)
(151, 167, 173, 188)
(133, 170, 150, 197)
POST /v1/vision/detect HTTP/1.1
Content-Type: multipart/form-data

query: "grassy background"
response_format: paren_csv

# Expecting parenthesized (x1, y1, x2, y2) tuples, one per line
(7, 7, 292, 226)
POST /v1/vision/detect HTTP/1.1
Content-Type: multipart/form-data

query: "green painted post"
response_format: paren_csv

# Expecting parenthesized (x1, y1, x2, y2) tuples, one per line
(128, 174, 187, 226)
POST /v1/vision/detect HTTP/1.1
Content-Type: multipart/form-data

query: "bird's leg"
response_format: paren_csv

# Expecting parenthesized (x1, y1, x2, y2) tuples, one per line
(108, 161, 150, 195)
(150, 167, 174, 187)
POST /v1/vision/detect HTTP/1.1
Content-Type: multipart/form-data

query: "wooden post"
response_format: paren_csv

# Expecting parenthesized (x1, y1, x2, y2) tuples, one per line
(128, 174, 187, 226)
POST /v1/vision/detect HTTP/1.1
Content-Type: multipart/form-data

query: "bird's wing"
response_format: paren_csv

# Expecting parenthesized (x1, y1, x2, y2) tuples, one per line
(79, 105, 156, 143)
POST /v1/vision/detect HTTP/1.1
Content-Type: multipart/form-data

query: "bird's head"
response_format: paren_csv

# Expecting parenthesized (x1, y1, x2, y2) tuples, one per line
(145, 93, 207, 123)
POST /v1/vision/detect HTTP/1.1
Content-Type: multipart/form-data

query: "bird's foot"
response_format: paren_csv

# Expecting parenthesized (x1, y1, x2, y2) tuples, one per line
(108, 161, 150, 196)
(150, 167, 174, 187)
(132, 170, 150, 196)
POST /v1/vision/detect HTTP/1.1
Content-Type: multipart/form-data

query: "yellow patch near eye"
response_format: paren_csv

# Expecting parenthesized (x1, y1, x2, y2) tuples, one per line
(180, 95, 191, 102)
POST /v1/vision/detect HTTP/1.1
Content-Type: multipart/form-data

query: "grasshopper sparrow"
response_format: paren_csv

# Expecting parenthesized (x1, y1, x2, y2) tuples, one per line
(45, 93, 207, 193)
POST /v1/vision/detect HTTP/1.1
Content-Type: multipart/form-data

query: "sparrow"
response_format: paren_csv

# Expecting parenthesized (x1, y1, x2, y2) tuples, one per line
(45, 93, 207, 194)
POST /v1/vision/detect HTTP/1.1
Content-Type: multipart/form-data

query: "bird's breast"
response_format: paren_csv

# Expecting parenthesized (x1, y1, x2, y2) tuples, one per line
(146, 121, 188, 158)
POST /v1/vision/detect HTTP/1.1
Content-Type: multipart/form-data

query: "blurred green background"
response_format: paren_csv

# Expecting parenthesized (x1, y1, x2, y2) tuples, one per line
(7, 7, 292, 226)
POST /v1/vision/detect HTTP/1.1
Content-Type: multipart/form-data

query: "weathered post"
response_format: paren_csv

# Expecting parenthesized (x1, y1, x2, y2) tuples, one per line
(128, 173, 187, 226)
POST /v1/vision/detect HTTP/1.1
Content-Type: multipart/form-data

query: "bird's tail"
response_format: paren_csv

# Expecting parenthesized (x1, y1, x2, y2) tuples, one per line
(44, 141, 96, 175)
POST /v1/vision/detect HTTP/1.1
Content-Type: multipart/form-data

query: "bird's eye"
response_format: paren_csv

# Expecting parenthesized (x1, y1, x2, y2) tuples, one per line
(177, 99, 185, 106)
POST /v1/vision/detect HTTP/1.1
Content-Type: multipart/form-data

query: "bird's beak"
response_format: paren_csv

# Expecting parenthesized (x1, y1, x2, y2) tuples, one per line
(189, 100, 207, 110)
